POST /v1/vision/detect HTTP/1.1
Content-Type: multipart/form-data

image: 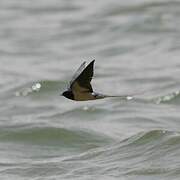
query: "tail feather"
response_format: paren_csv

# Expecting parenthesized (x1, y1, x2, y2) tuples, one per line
(105, 89, 146, 99)
(93, 90, 145, 100)
(104, 95, 133, 100)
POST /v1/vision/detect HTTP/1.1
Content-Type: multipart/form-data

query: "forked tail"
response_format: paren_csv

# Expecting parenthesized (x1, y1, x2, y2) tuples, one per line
(105, 94, 133, 100)
(93, 90, 145, 100)
(104, 90, 146, 99)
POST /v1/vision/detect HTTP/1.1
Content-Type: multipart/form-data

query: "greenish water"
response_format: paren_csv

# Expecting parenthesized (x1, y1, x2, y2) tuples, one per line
(0, 0, 180, 179)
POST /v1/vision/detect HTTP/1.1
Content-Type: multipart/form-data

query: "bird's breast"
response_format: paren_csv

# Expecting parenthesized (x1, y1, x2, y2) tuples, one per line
(73, 92, 96, 101)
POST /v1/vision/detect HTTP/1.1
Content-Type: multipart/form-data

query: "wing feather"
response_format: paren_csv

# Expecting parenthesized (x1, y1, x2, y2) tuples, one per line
(71, 60, 95, 93)
(68, 61, 86, 88)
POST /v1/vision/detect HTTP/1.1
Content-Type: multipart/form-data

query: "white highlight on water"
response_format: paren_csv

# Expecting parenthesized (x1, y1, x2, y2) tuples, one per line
(15, 82, 42, 96)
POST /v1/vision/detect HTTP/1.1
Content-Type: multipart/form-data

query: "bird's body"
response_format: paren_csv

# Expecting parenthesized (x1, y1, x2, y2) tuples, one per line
(62, 60, 132, 101)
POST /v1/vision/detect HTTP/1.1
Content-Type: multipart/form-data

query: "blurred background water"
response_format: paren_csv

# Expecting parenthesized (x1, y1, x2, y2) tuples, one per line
(0, 0, 180, 179)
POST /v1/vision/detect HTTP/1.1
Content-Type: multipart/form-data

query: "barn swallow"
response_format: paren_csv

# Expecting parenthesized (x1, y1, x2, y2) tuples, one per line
(62, 60, 133, 101)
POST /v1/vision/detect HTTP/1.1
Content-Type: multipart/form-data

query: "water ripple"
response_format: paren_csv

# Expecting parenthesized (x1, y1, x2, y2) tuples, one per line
(154, 90, 180, 104)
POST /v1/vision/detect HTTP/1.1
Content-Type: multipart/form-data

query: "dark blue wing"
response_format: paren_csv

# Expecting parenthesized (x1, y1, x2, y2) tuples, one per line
(71, 60, 95, 93)
(68, 61, 86, 89)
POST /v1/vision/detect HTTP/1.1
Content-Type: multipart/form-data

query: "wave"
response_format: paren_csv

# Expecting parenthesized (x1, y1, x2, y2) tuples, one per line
(1, 128, 180, 177)
(153, 90, 180, 104)
(0, 127, 112, 150)
(59, 130, 180, 178)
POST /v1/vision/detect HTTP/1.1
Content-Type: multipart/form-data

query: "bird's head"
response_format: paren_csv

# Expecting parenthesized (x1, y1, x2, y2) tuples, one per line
(61, 90, 74, 100)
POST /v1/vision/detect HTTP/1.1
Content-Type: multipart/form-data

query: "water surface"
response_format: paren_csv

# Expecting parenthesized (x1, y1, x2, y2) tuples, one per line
(0, 0, 180, 179)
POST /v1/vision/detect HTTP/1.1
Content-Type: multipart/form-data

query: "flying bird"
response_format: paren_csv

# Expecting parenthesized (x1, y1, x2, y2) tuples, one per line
(62, 60, 133, 101)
